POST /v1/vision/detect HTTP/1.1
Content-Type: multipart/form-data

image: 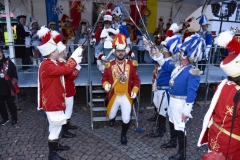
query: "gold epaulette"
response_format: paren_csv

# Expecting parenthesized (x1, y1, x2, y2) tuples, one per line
(132, 60, 138, 66)
(105, 62, 110, 68)
(189, 67, 202, 76)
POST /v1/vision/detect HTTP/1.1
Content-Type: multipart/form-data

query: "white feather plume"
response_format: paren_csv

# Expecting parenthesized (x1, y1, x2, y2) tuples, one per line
(217, 30, 234, 48)
(37, 26, 50, 39)
(169, 23, 179, 33)
(51, 30, 59, 38)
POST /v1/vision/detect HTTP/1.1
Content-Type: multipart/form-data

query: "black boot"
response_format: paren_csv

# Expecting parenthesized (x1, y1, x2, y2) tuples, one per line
(62, 119, 76, 138)
(48, 140, 66, 160)
(141, 51, 145, 63)
(150, 115, 164, 137)
(137, 51, 141, 63)
(109, 117, 116, 127)
(121, 121, 130, 145)
(57, 143, 70, 151)
(169, 131, 186, 160)
(148, 107, 157, 122)
(162, 116, 166, 133)
(161, 122, 177, 148)
(68, 119, 77, 130)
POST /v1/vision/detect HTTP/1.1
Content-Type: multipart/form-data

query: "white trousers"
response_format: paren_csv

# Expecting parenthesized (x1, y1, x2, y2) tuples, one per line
(66, 40, 75, 53)
(65, 96, 74, 119)
(109, 95, 131, 124)
(153, 90, 168, 117)
(45, 111, 63, 140)
(168, 97, 187, 132)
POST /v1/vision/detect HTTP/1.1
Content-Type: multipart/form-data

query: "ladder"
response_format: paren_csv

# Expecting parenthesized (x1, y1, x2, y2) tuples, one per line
(89, 80, 140, 130)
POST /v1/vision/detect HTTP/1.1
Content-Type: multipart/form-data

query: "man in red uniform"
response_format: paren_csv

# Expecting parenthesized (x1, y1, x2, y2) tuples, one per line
(198, 30, 240, 160)
(102, 34, 140, 145)
(37, 26, 82, 160)
(153, 16, 165, 46)
(52, 31, 80, 139)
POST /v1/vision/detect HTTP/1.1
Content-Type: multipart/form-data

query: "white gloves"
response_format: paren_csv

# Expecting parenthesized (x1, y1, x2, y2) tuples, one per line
(75, 64, 81, 70)
(152, 54, 164, 66)
(130, 92, 137, 99)
(152, 80, 157, 91)
(182, 103, 193, 117)
(71, 46, 83, 64)
(101, 55, 106, 61)
(126, 48, 135, 58)
(104, 84, 111, 92)
(90, 38, 96, 45)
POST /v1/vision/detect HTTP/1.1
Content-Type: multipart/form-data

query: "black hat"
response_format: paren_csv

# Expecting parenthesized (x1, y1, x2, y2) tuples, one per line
(17, 15, 26, 19)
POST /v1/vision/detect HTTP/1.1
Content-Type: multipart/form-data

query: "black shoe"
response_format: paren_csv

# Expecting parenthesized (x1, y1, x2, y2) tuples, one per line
(62, 131, 76, 138)
(0, 119, 9, 126)
(169, 149, 186, 160)
(12, 120, 18, 126)
(69, 124, 77, 130)
(149, 128, 164, 137)
(109, 118, 116, 127)
(161, 138, 177, 148)
(57, 144, 70, 151)
(121, 134, 127, 145)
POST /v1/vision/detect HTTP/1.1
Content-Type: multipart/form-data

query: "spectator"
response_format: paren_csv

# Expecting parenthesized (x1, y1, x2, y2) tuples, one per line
(0, 48, 18, 126)
(15, 15, 36, 71)
(30, 20, 41, 66)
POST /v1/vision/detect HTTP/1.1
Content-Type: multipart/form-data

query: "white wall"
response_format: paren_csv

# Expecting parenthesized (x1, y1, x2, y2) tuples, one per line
(32, 0, 47, 26)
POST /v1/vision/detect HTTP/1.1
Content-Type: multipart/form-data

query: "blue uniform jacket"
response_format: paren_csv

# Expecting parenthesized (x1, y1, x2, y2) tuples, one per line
(111, 21, 130, 38)
(162, 62, 200, 103)
(156, 58, 173, 103)
(203, 31, 212, 46)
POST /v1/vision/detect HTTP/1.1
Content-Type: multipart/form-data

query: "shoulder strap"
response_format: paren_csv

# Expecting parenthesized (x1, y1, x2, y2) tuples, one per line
(226, 89, 240, 159)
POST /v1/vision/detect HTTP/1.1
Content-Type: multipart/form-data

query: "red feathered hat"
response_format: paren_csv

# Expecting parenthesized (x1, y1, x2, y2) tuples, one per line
(112, 33, 127, 50)
(158, 16, 164, 26)
(217, 30, 240, 77)
(37, 26, 57, 56)
(51, 31, 66, 53)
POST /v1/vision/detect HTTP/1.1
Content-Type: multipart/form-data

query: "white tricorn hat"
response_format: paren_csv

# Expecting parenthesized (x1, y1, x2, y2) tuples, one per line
(217, 30, 240, 77)
(37, 26, 57, 56)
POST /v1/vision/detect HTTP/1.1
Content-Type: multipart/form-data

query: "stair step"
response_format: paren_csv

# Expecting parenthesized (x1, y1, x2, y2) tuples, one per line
(92, 98, 105, 102)
(92, 107, 106, 111)
(92, 116, 135, 121)
(92, 90, 106, 94)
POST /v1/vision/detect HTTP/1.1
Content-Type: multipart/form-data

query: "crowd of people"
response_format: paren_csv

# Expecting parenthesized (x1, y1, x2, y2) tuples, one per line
(1, 4, 240, 160)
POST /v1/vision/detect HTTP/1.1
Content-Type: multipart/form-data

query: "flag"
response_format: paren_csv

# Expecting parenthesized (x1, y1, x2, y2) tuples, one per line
(146, 0, 157, 33)
(45, 0, 92, 31)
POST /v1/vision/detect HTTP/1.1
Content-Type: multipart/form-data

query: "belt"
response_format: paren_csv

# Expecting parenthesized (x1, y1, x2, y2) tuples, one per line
(157, 86, 169, 89)
(213, 121, 240, 141)
(169, 93, 186, 100)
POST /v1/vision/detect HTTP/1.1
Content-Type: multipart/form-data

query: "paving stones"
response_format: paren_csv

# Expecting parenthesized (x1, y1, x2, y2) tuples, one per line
(0, 86, 209, 160)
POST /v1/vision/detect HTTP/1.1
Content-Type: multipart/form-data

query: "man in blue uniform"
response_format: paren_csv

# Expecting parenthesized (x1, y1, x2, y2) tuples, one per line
(197, 15, 212, 74)
(111, 5, 131, 47)
(153, 34, 206, 160)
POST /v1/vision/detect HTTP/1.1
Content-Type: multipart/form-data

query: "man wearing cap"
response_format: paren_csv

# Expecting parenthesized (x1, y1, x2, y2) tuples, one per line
(102, 33, 140, 145)
(48, 21, 56, 31)
(153, 16, 165, 46)
(37, 26, 83, 160)
(78, 20, 89, 64)
(198, 30, 240, 160)
(149, 46, 173, 138)
(178, 17, 195, 42)
(111, 5, 131, 47)
(198, 15, 212, 74)
(15, 15, 37, 71)
(153, 34, 206, 159)
(51, 31, 80, 138)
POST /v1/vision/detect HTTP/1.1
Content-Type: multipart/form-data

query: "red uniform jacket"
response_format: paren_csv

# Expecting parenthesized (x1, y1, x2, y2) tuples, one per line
(58, 60, 80, 97)
(102, 59, 140, 117)
(38, 58, 77, 111)
(94, 27, 103, 42)
(200, 83, 240, 159)
(153, 28, 165, 46)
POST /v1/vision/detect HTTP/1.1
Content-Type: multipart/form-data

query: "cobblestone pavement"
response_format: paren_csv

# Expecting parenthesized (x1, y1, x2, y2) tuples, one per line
(0, 85, 212, 160)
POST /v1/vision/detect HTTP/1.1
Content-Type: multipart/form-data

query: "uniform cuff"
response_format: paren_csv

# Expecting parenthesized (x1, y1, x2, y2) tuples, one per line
(75, 64, 81, 70)
(132, 86, 139, 94)
(103, 81, 109, 89)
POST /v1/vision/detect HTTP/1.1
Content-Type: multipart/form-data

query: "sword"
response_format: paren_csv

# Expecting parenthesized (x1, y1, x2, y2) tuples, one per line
(153, 91, 165, 134)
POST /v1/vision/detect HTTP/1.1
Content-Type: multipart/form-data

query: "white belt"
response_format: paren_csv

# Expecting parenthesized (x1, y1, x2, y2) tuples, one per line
(169, 93, 187, 100)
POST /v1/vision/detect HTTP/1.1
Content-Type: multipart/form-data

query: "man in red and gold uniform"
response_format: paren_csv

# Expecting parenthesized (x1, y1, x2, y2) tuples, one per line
(61, 14, 75, 55)
(102, 34, 140, 145)
(37, 26, 82, 160)
(153, 16, 165, 46)
(52, 31, 80, 139)
(198, 30, 240, 160)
